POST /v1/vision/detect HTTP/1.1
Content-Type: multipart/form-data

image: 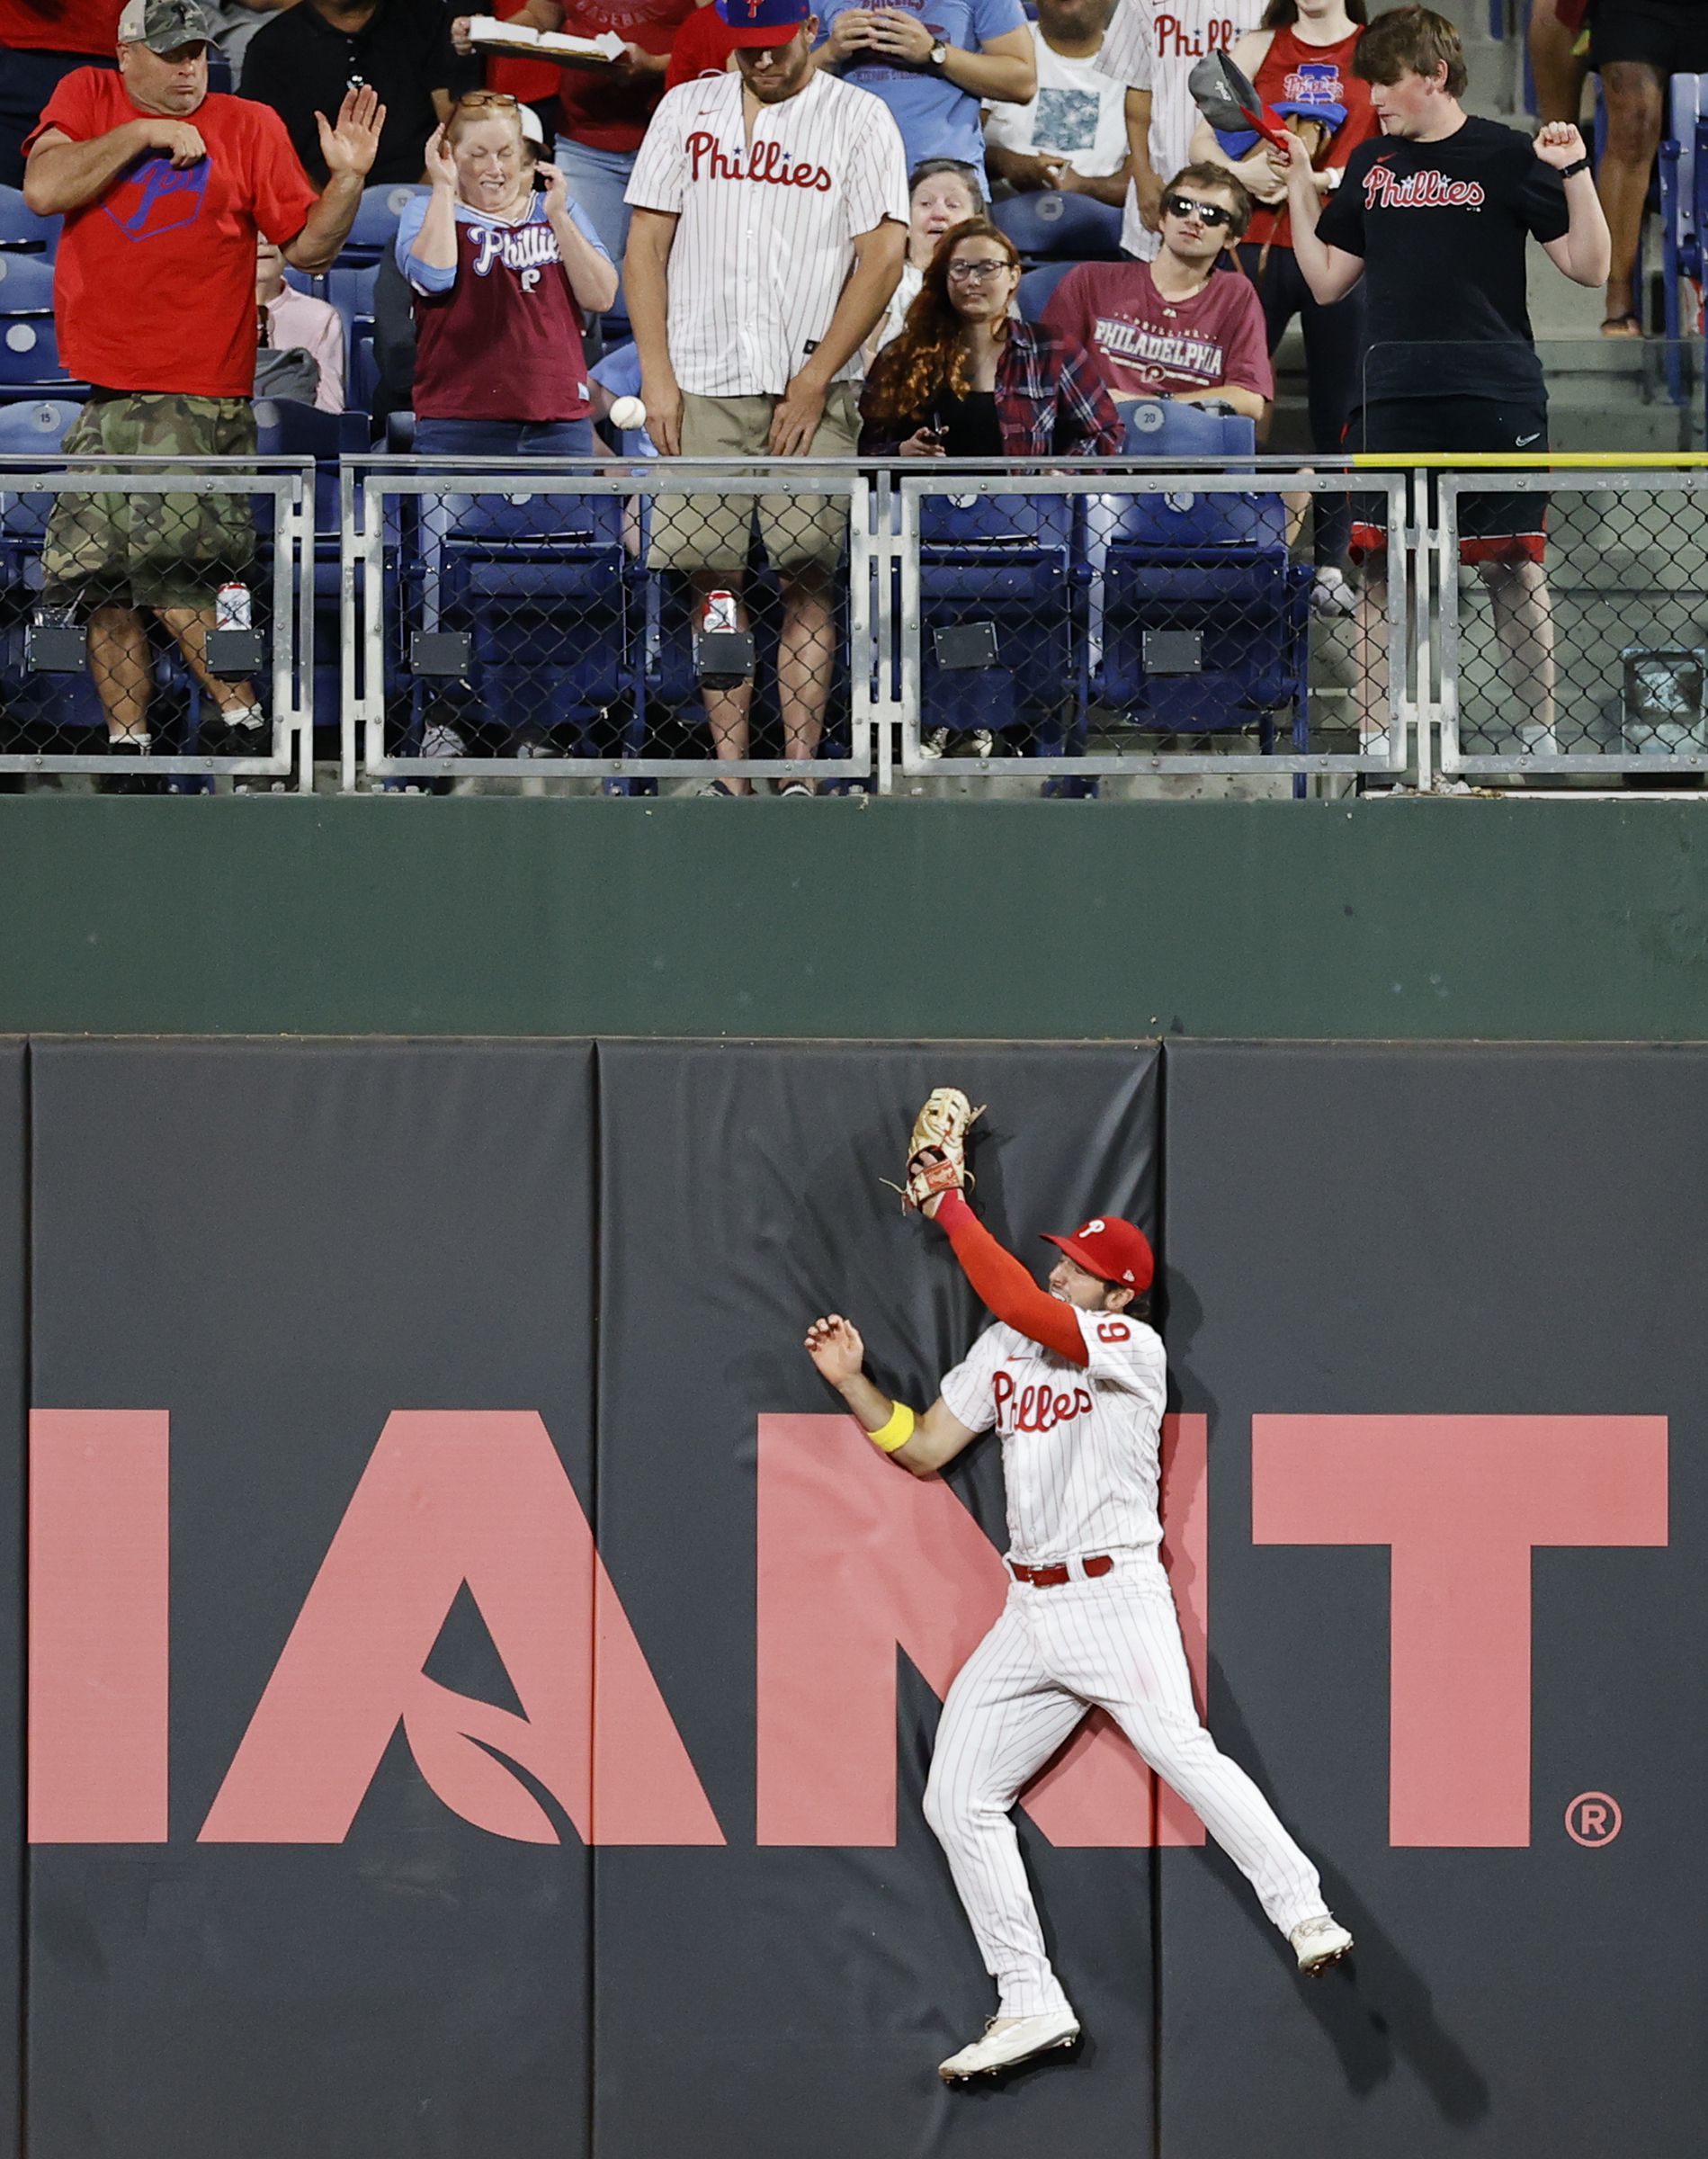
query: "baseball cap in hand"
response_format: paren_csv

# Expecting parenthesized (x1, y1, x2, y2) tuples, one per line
(118, 0, 213, 50)
(715, 0, 814, 46)
(1040, 1216, 1154, 1293)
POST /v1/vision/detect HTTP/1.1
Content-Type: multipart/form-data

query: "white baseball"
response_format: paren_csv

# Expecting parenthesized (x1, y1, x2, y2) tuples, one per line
(608, 396, 647, 430)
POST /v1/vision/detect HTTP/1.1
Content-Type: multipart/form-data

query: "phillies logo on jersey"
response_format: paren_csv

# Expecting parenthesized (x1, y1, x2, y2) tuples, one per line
(685, 130, 834, 191)
(992, 1371, 1095, 1434)
(1152, 13, 1238, 58)
(1364, 162, 1486, 210)
(1283, 61, 1343, 103)
(103, 154, 208, 243)
(470, 222, 562, 278)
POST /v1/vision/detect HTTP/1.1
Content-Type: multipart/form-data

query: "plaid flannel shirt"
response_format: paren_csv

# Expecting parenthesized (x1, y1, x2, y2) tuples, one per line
(860, 321, 1122, 459)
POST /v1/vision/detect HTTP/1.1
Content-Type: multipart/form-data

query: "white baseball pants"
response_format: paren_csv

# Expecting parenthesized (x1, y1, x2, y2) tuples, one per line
(923, 1554, 1328, 2017)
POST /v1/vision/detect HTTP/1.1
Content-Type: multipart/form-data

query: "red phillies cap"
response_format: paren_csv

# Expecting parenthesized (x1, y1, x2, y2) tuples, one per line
(1040, 1216, 1154, 1293)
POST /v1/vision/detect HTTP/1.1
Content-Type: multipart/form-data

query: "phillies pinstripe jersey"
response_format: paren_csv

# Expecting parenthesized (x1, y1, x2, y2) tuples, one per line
(1098, 0, 1262, 259)
(625, 68, 908, 397)
(938, 1306, 1167, 1565)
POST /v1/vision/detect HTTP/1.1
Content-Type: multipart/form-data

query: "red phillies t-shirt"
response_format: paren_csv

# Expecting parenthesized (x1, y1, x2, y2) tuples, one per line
(28, 70, 318, 397)
(0, 0, 123, 54)
(555, 0, 693, 153)
(1042, 259, 1273, 403)
(409, 205, 593, 422)
(1246, 25, 1377, 252)
(664, 0, 736, 91)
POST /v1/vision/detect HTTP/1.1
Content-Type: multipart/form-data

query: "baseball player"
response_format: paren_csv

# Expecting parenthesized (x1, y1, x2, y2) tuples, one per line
(805, 1096, 1352, 2083)
(1099, 0, 1263, 261)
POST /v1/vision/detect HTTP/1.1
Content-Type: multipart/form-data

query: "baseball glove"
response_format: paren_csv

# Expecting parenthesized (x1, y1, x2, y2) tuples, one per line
(889, 1087, 986, 1212)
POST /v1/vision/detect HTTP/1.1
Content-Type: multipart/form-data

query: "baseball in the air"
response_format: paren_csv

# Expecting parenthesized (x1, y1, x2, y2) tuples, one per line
(608, 396, 648, 430)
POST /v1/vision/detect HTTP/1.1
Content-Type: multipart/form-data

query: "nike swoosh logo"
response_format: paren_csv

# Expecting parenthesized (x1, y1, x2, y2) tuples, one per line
(1516, 432, 1542, 446)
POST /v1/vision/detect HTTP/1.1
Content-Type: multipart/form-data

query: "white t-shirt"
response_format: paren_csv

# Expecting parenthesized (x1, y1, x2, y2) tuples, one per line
(939, 1306, 1168, 1567)
(1098, 0, 1262, 259)
(983, 22, 1131, 177)
(625, 70, 908, 398)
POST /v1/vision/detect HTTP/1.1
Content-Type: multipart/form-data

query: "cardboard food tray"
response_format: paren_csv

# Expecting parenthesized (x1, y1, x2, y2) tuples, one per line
(466, 15, 625, 66)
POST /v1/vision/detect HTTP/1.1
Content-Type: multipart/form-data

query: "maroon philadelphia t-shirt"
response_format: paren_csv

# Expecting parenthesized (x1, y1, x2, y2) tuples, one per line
(410, 202, 595, 423)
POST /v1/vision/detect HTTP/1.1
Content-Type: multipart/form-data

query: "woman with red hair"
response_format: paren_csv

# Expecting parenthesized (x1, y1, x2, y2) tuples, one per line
(858, 218, 1120, 460)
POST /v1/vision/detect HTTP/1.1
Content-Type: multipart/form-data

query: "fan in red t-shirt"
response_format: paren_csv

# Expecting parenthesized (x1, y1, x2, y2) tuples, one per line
(21, 0, 382, 785)
(1042, 162, 1272, 419)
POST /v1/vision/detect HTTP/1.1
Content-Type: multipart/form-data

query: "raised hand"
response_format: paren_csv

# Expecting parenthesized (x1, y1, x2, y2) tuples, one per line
(139, 118, 207, 166)
(535, 159, 569, 216)
(315, 85, 385, 182)
(804, 1314, 866, 1385)
(450, 13, 475, 55)
(1533, 119, 1587, 169)
(424, 121, 457, 191)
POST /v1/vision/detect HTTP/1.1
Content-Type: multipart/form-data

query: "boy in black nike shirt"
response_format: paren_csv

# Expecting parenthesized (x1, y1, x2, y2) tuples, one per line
(1275, 4, 1608, 763)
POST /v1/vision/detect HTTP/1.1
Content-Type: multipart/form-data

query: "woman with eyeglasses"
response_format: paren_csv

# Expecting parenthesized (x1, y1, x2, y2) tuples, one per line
(397, 90, 618, 457)
(858, 218, 1119, 460)
(1188, 0, 1377, 614)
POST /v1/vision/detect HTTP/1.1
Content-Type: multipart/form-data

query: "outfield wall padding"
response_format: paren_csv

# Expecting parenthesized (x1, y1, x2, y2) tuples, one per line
(5, 1037, 1703, 2157)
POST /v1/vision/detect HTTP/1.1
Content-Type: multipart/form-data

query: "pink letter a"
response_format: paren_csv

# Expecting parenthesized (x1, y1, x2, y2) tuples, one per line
(202, 1411, 723, 1846)
(756, 1412, 1208, 1847)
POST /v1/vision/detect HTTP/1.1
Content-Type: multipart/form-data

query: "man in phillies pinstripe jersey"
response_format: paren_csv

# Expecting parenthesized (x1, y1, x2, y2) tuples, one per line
(625, 0, 907, 793)
(1099, 0, 1261, 260)
(806, 1169, 1352, 2083)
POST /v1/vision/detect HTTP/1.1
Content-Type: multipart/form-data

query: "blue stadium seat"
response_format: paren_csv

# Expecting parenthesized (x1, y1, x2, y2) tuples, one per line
(0, 396, 76, 455)
(0, 312, 75, 396)
(253, 398, 367, 731)
(0, 403, 106, 745)
(0, 253, 55, 310)
(407, 488, 641, 754)
(0, 186, 58, 255)
(992, 192, 1124, 262)
(914, 490, 1084, 750)
(1097, 402, 1310, 760)
(1015, 261, 1077, 322)
(338, 184, 431, 264)
(1659, 74, 1707, 401)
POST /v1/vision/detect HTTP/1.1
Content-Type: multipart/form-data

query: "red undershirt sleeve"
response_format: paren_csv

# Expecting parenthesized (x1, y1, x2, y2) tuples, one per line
(933, 1191, 1089, 1366)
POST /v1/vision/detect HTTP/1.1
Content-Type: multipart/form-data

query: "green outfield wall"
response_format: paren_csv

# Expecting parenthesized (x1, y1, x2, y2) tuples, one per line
(2, 795, 1706, 1040)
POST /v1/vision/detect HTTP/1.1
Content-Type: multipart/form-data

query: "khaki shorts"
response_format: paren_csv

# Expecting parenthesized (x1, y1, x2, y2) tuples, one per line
(648, 385, 857, 578)
(42, 391, 257, 612)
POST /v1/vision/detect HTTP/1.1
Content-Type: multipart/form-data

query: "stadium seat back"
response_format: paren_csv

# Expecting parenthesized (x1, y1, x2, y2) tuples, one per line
(0, 313, 67, 387)
(1015, 262, 1076, 322)
(0, 397, 76, 454)
(342, 184, 431, 260)
(992, 192, 1124, 261)
(0, 254, 56, 310)
(0, 185, 58, 255)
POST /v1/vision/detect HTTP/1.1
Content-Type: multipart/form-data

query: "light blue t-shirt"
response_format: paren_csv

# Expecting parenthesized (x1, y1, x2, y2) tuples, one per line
(394, 189, 610, 295)
(815, 0, 1028, 179)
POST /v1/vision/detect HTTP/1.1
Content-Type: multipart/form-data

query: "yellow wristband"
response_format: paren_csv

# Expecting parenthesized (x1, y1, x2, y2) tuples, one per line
(868, 1402, 917, 1453)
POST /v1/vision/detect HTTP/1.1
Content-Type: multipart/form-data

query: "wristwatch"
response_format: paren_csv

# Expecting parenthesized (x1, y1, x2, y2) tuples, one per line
(929, 38, 949, 66)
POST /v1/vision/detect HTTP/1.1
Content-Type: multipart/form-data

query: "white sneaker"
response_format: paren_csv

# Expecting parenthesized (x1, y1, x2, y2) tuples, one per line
(1291, 1913, 1354, 1975)
(918, 726, 948, 760)
(1310, 566, 1357, 620)
(937, 2008, 1081, 2083)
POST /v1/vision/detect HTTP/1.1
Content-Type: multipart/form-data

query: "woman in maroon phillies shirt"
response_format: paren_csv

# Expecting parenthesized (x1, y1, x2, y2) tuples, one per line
(1189, 0, 1376, 610)
(398, 92, 619, 456)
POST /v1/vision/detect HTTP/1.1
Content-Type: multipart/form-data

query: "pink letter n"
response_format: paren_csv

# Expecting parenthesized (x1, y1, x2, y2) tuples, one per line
(1252, 1415, 1668, 1846)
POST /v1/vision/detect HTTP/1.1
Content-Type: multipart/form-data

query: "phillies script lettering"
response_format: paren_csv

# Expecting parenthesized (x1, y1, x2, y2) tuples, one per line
(1364, 166, 1487, 210)
(685, 131, 833, 191)
(471, 224, 561, 277)
(992, 1371, 1094, 1434)
(1151, 14, 1238, 58)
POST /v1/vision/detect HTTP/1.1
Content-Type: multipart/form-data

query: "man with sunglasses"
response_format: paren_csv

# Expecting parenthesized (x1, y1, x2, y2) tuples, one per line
(1042, 162, 1271, 418)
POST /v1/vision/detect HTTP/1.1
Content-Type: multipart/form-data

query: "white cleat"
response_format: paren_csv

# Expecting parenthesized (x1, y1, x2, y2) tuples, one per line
(938, 2008, 1081, 2083)
(1291, 1913, 1355, 1975)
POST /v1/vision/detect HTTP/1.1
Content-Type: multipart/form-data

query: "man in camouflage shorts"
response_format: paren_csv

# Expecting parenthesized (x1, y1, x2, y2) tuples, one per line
(23, 0, 381, 784)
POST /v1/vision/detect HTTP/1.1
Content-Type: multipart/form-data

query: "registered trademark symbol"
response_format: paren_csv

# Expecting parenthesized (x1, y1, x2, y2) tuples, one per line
(1565, 1792, 1622, 1847)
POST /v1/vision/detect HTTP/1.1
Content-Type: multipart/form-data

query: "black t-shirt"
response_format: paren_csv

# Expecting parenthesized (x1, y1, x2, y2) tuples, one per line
(1316, 114, 1569, 405)
(930, 390, 1003, 459)
(240, 0, 473, 187)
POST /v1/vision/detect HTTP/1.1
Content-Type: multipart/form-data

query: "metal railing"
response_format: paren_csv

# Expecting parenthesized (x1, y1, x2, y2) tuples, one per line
(0, 454, 314, 789)
(8, 446, 1708, 792)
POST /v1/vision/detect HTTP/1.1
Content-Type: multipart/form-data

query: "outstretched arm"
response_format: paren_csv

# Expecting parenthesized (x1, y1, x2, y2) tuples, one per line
(926, 1191, 1089, 1365)
(804, 1315, 979, 1475)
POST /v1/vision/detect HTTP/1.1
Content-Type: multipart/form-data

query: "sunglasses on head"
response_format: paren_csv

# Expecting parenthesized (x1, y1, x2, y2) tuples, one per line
(1163, 193, 1234, 228)
(459, 90, 522, 109)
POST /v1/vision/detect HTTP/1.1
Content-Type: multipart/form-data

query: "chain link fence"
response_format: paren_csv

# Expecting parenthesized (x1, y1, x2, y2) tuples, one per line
(1436, 465, 1708, 781)
(0, 425, 313, 792)
(343, 460, 878, 796)
(885, 463, 1412, 794)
